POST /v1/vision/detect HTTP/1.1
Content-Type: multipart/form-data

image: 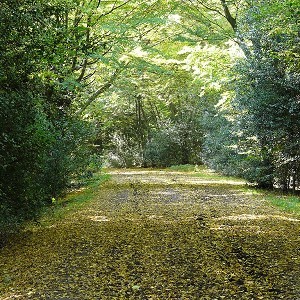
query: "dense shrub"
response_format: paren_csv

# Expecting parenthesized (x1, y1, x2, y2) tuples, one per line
(144, 126, 182, 167)
(144, 121, 203, 168)
(203, 0, 300, 189)
(0, 0, 95, 228)
(0, 90, 94, 227)
(233, 1, 300, 188)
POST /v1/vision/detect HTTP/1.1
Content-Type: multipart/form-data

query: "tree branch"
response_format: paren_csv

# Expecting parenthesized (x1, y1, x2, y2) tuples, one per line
(193, 0, 225, 17)
(220, 0, 237, 31)
(99, 0, 133, 18)
(75, 68, 123, 116)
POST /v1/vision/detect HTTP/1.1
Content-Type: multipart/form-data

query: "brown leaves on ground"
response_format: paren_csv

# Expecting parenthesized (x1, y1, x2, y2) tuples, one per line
(1, 169, 300, 299)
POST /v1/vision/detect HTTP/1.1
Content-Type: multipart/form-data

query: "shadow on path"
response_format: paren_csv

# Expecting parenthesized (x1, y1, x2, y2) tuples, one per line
(1, 169, 300, 299)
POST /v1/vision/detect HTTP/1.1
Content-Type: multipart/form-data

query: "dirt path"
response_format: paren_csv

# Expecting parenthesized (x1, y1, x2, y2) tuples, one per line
(1, 169, 300, 299)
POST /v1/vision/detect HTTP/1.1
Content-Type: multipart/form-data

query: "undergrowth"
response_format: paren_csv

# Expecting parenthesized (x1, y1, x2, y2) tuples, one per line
(27, 172, 111, 228)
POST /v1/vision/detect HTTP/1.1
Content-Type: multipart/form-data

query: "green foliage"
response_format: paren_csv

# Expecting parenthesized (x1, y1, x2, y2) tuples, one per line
(233, 0, 300, 188)
(203, 0, 300, 190)
(173, 0, 239, 43)
(267, 194, 300, 215)
(41, 117, 96, 196)
(0, 0, 98, 228)
(0, 91, 47, 225)
(144, 120, 203, 167)
(143, 123, 183, 167)
(2, 0, 300, 233)
(202, 107, 243, 177)
(0, 90, 94, 227)
(93, 43, 208, 168)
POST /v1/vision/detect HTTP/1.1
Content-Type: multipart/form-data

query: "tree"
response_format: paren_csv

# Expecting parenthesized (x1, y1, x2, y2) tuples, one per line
(0, 0, 176, 226)
(88, 25, 236, 167)
(234, 0, 300, 188)
(203, 0, 300, 189)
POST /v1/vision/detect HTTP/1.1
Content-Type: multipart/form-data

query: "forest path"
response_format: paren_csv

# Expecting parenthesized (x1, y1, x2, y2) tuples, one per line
(1, 169, 300, 299)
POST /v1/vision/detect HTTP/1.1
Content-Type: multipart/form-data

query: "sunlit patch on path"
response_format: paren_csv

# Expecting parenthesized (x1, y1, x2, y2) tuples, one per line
(1, 169, 300, 299)
(217, 214, 300, 222)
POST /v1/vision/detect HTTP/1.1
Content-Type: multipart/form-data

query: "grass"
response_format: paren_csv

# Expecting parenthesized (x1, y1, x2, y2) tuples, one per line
(266, 194, 300, 215)
(28, 172, 111, 227)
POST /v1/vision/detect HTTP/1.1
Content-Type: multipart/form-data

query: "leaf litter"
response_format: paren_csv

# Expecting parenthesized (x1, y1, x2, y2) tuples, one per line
(1, 169, 300, 299)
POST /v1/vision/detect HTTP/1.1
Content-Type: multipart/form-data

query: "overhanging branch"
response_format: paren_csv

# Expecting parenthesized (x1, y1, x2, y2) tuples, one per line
(74, 66, 126, 116)
(220, 0, 237, 31)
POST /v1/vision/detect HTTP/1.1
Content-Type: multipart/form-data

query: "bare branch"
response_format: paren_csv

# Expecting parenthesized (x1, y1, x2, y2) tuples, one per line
(82, 69, 97, 81)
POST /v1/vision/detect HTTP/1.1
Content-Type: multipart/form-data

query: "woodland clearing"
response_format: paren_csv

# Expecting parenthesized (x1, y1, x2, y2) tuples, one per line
(1, 168, 300, 299)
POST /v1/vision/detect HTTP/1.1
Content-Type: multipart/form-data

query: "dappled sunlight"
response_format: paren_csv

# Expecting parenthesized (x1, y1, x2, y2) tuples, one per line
(88, 215, 110, 222)
(210, 224, 262, 232)
(3, 0, 300, 297)
(1, 169, 300, 299)
(147, 214, 164, 220)
(2, 292, 34, 300)
(108, 169, 246, 187)
(217, 214, 300, 222)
